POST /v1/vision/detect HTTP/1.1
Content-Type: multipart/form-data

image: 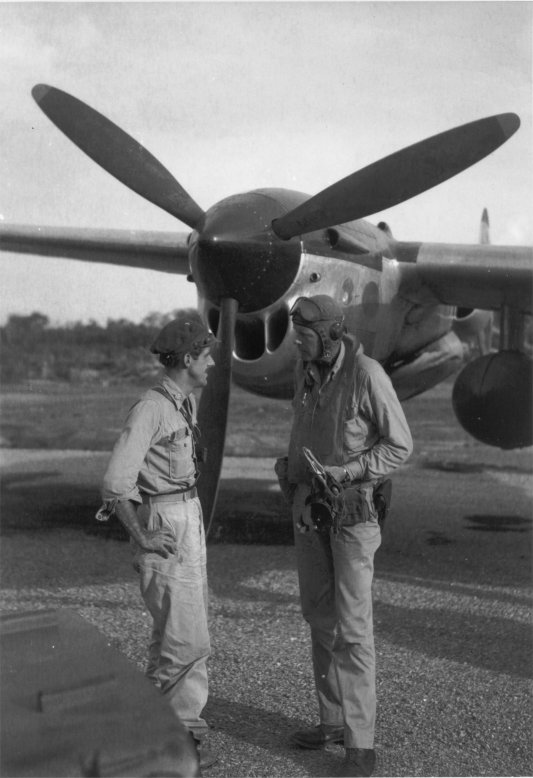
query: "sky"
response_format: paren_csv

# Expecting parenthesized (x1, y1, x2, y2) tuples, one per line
(1, 1, 532, 325)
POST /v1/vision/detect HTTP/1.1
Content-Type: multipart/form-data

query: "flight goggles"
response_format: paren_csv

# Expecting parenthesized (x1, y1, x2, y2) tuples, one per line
(290, 296, 343, 326)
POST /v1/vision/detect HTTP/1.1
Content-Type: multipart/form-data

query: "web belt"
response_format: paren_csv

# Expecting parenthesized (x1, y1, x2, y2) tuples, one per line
(141, 487, 198, 504)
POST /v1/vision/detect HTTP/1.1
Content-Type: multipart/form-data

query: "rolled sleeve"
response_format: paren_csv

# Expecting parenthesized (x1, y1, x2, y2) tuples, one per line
(102, 400, 162, 504)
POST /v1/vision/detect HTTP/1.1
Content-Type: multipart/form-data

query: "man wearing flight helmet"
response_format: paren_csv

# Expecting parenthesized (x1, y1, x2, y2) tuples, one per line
(276, 294, 412, 777)
(99, 310, 217, 769)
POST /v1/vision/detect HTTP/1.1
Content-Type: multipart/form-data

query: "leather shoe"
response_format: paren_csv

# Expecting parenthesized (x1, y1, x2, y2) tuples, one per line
(193, 737, 218, 770)
(289, 724, 344, 749)
(337, 747, 376, 777)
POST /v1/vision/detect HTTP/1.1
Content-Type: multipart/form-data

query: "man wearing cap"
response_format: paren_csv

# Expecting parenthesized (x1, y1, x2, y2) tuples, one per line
(276, 294, 412, 777)
(100, 309, 217, 769)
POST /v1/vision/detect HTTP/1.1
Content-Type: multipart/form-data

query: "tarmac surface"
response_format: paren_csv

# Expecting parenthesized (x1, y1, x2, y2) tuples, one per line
(1, 435, 532, 776)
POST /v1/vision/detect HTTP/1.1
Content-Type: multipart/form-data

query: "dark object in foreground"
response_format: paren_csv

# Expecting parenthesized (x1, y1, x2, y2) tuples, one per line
(0, 609, 198, 777)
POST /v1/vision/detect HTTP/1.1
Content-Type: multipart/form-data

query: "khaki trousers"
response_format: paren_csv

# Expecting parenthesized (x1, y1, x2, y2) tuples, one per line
(136, 497, 210, 738)
(292, 484, 381, 749)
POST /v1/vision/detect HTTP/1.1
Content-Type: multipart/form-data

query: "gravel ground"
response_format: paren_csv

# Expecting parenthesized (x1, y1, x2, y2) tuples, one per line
(1, 527, 531, 778)
(2, 378, 532, 776)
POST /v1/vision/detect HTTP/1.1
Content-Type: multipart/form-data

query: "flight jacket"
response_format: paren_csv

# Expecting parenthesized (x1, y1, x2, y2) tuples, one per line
(287, 335, 413, 485)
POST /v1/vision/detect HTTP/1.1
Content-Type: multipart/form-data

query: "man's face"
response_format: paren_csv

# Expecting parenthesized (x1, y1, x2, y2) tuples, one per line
(293, 324, 322, 362)
(187, 347, 215, 388)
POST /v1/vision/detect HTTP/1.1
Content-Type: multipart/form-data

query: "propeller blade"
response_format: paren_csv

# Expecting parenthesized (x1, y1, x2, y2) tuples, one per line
(196, 297, 238, 534)
(272, 113, 520, 239)
(32, 84, 205, 230)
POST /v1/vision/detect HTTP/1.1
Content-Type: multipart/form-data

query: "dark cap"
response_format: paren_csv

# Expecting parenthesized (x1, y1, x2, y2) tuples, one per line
(150, 311, 216, 357)
(289, 295, 344, 326)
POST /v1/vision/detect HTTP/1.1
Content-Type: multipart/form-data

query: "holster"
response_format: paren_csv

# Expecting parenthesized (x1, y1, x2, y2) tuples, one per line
(373, 478, 392, 529)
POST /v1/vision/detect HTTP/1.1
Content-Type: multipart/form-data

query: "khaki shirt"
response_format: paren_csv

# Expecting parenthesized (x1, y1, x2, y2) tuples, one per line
(102, 374, 197, 507)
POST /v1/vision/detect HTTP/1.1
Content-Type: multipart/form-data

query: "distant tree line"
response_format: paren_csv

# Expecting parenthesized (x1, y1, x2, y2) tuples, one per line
(3, 309, 532, 386)
(0, 311, 182, 383)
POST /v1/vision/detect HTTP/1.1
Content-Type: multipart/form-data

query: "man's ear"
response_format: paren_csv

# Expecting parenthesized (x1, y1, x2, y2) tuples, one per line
(184, 353, 192, 367)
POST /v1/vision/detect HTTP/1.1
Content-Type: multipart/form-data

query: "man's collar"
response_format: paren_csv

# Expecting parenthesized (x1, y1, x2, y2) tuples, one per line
(330, 340, 346, 378)
(305, 341, 346, 383)
(161, 373, 187, 403)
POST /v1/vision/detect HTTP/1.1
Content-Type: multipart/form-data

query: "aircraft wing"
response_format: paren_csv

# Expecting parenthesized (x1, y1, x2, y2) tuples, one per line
(396, 242, 533, 313)
(0, 225, 191, 275)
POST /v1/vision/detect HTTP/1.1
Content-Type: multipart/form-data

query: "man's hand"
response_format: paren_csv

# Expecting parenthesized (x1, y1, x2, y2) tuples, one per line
(114, 501, 177, 558)
(140, 529, 177, 557)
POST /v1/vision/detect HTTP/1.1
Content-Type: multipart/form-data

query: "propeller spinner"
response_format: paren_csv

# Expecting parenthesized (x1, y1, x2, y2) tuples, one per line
(31, 83, 521, 530)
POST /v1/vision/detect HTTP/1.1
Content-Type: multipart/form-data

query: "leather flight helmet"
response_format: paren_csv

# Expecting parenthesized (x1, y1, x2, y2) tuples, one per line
(290, 294, 346, 360)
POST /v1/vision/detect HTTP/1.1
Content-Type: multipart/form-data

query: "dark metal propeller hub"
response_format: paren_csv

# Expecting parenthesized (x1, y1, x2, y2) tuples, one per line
(189, 191, 301, 313)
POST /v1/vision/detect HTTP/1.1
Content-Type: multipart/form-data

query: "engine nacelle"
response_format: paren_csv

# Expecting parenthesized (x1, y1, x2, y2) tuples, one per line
(452, 308, 493, 344)
(452, 350, 533, 449)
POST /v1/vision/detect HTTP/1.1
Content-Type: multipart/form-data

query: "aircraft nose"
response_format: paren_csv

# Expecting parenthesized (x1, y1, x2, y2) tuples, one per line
(189, 202, 301, 314)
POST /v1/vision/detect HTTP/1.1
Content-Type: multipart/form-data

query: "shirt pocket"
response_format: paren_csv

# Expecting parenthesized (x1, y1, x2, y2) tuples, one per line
(168, 427, 193, 479)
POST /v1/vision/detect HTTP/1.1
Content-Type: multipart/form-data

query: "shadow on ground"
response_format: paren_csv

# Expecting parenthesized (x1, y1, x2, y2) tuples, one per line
(0, 474, 293, 543)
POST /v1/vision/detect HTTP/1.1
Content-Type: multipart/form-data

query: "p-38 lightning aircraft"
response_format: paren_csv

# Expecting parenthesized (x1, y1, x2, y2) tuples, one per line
(1, 85, 532, 530)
